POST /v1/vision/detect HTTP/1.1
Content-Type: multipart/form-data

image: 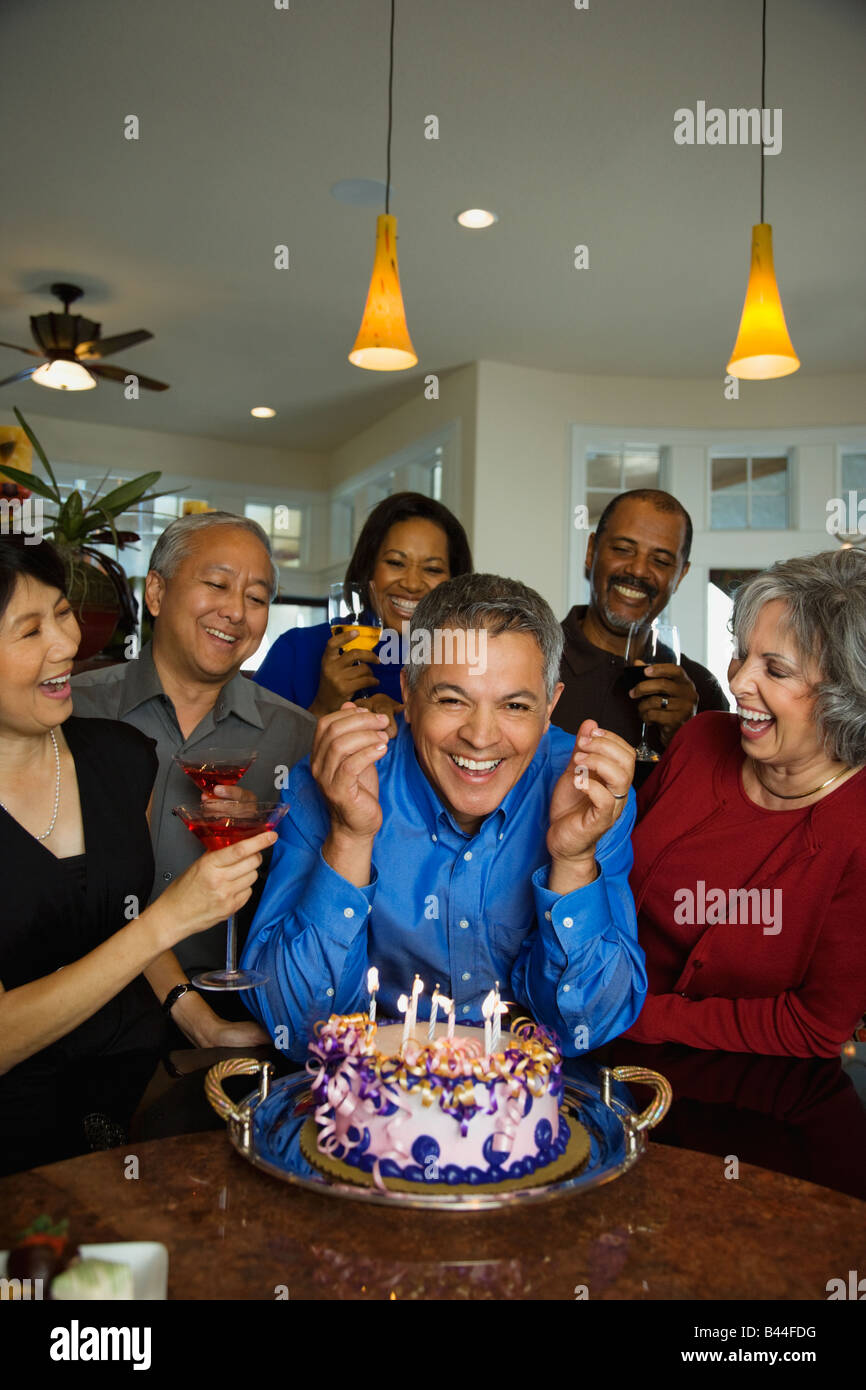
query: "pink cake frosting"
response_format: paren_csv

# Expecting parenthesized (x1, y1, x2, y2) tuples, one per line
(306, 1015, 568, 1188)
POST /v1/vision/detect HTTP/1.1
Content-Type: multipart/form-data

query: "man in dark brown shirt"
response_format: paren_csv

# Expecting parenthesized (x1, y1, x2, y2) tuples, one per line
(553, 489, 728, 784)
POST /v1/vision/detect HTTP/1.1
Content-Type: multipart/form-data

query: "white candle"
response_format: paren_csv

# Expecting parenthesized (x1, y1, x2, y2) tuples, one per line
(482, 988, 496, 1055)
(397, 993, 411, 1049)
(438, 992, 455, 1038)
(491, 981, 502, 1052)
(409, 975, 424, 1039)
(428, 985, 441, 1042)
(366, 966, 379, 1024)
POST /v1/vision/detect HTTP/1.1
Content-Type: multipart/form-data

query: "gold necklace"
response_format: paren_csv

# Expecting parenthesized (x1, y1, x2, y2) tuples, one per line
(751, 760, 850, 801)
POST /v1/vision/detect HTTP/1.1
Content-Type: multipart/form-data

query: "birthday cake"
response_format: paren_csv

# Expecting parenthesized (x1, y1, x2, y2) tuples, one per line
(304, 1014, 572, 1189)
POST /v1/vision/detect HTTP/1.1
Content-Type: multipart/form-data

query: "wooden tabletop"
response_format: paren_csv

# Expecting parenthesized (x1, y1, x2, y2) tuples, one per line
(1, 1129, 862, 1300)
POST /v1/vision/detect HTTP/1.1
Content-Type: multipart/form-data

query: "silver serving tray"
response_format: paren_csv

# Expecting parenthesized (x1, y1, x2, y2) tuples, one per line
(205, 1058, 672, 1211)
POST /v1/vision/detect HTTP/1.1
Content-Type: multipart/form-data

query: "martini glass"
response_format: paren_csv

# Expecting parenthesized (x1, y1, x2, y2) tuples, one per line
(172, 800, 290, 990)
(328, 582, 381, 652)
(174, 747, 257, 795)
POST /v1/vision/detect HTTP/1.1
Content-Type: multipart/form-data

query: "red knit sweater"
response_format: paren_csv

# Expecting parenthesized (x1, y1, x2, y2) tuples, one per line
(621, 712, 866, 1058)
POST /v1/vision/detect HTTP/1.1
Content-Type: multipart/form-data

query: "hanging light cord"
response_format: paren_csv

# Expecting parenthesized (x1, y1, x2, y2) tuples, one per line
(385, 0, 395, 215)
(760, 0, 767, 222)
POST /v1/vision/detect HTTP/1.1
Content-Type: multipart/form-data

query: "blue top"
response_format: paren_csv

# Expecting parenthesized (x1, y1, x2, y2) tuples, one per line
(241, 721, 646, 1060)
(254, 618, 405, 709)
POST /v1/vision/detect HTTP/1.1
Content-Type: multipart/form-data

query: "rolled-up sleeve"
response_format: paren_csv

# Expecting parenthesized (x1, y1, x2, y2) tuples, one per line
(511, 790, 647, 1054)
(241, 766, 374, 1058)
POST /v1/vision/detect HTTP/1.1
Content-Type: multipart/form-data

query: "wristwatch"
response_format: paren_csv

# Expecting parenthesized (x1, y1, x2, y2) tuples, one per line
(162, 982, 192, 1015)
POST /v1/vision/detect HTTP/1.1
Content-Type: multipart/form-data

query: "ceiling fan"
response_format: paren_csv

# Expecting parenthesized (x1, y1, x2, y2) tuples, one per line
(0, 283, 169, 392)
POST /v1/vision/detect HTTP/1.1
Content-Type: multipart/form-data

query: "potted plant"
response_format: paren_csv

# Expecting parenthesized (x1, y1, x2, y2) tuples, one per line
(0, 407, 173, 659)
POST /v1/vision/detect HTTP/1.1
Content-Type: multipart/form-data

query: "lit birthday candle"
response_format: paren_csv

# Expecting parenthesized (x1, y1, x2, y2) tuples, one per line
(482, 988, 496, 1055)
(397, 994, 411, 1049)
(409, 975, 424, 1038)
(366, 965, 380, 1024)
(428, 984, 441, 1042)
(491, 981, 503, 1052)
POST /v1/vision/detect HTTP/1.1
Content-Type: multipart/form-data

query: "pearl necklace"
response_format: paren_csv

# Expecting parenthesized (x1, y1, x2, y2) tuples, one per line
(0, 728, 61, 840)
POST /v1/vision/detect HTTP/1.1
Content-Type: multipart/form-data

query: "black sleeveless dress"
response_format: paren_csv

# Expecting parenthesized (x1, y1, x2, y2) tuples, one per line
(0, 716, 169, 1175)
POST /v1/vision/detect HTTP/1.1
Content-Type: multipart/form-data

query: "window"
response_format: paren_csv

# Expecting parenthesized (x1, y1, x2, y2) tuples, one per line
(841, 453, 866, 502)
(585, 448, 661, 527)
(244, 502, 304, 567)
(710, 454, 789, 529)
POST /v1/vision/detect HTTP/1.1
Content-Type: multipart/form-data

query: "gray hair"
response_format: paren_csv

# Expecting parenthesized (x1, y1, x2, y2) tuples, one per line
(148, 511, 279, 600)
(405, 573, 564, 700)
(731, 548, 866, 765)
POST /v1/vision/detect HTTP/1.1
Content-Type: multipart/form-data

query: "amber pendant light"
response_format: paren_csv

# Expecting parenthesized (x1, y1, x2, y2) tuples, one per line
(349, 0, 417, 371)
(727, 0, 799, 380)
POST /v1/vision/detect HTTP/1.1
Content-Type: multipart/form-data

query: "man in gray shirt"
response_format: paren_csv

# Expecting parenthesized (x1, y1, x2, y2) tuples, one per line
(73, 512, 315, 1016)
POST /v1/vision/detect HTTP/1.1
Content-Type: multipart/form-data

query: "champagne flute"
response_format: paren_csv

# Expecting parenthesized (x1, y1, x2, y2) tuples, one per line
(172, 800, 290, 990)
(624, 620, 681, 763)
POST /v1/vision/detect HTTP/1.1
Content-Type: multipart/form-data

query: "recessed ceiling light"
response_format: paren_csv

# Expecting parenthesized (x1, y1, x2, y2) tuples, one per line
(455, 208, 499, 229)
(250, 406, 276, 419)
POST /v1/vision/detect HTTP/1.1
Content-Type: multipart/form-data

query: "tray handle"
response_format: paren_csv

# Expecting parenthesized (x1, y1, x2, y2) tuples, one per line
(608, 1065, 672, 1132)
(205, 1057, 273, 1126)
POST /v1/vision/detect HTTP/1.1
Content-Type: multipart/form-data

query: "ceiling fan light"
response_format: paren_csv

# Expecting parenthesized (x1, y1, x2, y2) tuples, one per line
(31, 359, 97, 391)
(349, 213, 418, 372)
(727, 224, 800, 381)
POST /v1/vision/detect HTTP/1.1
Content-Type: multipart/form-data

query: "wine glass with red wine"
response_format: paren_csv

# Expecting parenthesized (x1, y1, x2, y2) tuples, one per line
(172, 800, 289, 990)
(624, 620, 681, 763)
(174, 747, 257, 795)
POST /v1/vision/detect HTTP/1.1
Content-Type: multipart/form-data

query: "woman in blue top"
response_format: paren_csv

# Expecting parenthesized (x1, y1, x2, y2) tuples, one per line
(254, 493, 472, 728)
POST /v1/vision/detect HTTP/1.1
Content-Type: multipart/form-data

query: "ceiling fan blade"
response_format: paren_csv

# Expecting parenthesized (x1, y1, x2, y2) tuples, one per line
(78, 330, 153, 360)
(0, 340, 44, 358)
(89, 363, 170, 391)
(0, 366, 38, 388)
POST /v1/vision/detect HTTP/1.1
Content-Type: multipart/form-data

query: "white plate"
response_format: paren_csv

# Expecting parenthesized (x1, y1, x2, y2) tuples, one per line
(0, 1242, 168, 1300)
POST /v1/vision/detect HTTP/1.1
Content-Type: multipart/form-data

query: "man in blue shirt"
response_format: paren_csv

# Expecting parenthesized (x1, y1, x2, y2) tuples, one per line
(243, 574, 646, 1059)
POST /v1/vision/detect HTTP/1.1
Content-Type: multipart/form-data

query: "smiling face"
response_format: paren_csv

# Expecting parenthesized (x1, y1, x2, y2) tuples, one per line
(369, 518, 451, 631)
(585, 497, 689, 642)
(728, 599, 824, 768)
(401, 630, 563, 835)
(0, 576, 80, 737)
(145, 525, 272, 686)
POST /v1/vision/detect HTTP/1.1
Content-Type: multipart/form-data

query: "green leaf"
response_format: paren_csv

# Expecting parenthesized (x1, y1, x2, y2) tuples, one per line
(94, 472, 163, 517)
(57, 490, 85, 542)
(13, 408, 60, 494)
(0, 463, 61, 503)
(91, 506, 121, 554)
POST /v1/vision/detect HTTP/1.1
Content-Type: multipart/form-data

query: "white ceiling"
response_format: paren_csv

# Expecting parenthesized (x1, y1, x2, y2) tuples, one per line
(2, 0, 864, 451)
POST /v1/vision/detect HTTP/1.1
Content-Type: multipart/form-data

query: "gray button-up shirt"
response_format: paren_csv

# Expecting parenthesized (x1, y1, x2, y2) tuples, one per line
(71, 643, 315, 972)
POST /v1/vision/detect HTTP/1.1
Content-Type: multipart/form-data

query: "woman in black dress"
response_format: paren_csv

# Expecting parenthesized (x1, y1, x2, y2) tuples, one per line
(0, 536, 277, 1174)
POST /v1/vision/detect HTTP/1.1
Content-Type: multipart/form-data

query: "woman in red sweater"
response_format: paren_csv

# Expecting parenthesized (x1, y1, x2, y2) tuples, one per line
(623, 548, 866, 1058)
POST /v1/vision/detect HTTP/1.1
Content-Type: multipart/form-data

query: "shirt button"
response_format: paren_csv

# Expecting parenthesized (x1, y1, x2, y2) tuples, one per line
(562, 916, 574, 928)
(343, 907, 354, 919)
(462, 1005, 470, 1015)
(326, 988, 334, 997)
(367, 903, 372, 914)
(498, 832, 504, 840)
(693, 960, 703, 969)
(163, 871, 172, 881)
(562, 984, 571, 993)
(544, 910, 552, 921)
(464, 851, 472, 862)
(431, 834, 438, 842)
(459, 919, 469, 929)
(461, 971, 471, 981)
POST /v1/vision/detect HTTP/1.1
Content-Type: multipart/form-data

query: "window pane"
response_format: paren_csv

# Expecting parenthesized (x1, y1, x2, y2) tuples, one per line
(273, 506, 302, 536)
(751, 456, 788, 492)
(623, 450, 660, 489)
(712, 457, 748, 493)
(750, 493, 787, 528)
(245, 503, 272, 533)
(586, 452, 621, 489)
(711, 493, 748, 529)
(271, 538, 301, 566)
(431, 461, 443, 500)
(842, 453, 866, 493)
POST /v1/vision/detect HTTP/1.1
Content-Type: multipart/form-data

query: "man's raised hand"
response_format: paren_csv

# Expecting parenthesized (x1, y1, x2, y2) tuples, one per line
(547, 720, 634, 889)
(311, 702, 391, 841)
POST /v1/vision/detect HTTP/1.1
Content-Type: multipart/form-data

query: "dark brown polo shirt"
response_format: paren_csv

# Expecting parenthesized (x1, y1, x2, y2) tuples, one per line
(552, 605, 730, 785)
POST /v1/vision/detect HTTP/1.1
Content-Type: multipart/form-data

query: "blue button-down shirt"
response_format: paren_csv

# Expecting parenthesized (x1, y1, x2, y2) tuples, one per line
(242, 721, 646, 1059)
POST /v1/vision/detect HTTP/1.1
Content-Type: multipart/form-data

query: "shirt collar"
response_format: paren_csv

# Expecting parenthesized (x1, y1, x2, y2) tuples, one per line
(561, 604, 622, 675)
(117, 641, 265, 730)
